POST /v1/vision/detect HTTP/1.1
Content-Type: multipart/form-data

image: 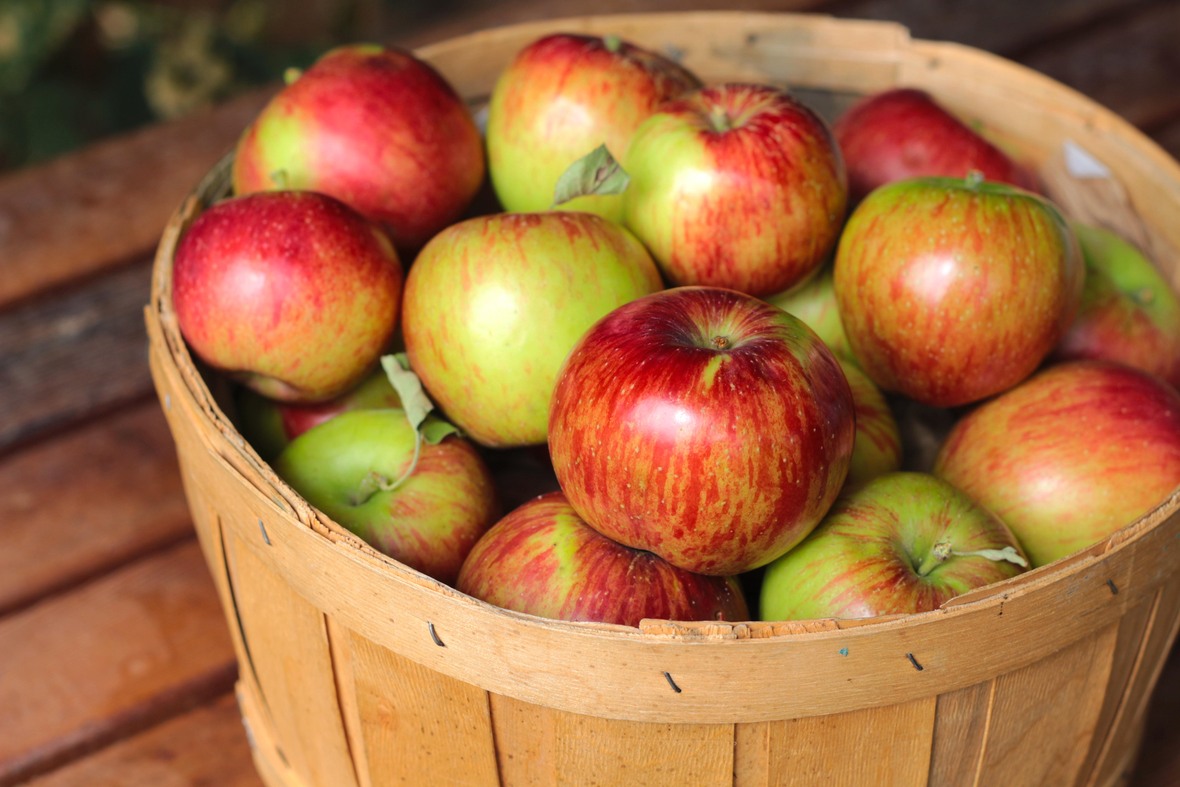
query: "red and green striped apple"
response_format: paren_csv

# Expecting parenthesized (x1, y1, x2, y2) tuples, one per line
(548, 286, 856, 576)
(760, 471, 1029, 621)
(934, 360, 1180, 567)
(485, 32, 701, 222)
(833, 175, 1083, 408)
(457, 491, 749, 626)
(232, 44, 484, 252)
(621, 82, 847, 297)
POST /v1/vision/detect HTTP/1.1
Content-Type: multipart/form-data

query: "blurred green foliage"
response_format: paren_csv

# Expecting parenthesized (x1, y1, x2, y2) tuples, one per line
(0, 0, 427, 171)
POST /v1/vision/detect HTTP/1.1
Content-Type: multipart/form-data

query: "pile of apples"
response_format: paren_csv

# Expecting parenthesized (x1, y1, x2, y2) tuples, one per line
(171, 32, 1180, 628)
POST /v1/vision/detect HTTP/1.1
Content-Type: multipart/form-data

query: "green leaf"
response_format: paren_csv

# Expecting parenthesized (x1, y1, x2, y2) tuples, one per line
(382, 353, 434, 430)
(552, 144, 629, 207)
(420, 415, 461, 445)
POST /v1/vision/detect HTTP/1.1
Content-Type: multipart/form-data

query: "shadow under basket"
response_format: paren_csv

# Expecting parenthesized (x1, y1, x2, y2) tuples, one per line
(145, 11, 1180, 787)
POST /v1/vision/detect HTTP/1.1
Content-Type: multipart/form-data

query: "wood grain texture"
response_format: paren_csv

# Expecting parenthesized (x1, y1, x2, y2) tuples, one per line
(490, 695, 735, 786)
(927, 680, 995, 787)
(734, 697, 937, 785)
(23, 693, 260, 787)
(975, 624, 1120, 787)
(331, 620, 500, 786)
(0, 259, 157, 456)
(222, 528, 359, 787)
(0, 401, 191, 615)
(0, 540, 236, 785)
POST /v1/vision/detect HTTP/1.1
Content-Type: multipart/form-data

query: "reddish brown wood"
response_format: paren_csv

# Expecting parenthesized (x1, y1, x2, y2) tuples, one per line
(0, 401, 192, 616)
(22, 693, 260, 787)
(0, 540, 237, 785)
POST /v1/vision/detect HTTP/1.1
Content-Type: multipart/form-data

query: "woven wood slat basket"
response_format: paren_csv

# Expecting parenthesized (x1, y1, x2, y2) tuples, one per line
(145, 12, 1180, 786)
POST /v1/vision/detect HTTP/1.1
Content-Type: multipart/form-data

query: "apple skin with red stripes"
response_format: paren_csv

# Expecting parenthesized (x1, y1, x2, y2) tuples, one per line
(548, 286, 856, 576)
(833, 175, 1084, 409)
(457, 491, 749, 627)
(621, 82, 848, 298)
(934, 360, 1180, 567)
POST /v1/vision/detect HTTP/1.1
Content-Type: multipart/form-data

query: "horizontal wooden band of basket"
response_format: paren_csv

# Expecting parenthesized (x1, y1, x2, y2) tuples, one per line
(145, 11, 1180, 725)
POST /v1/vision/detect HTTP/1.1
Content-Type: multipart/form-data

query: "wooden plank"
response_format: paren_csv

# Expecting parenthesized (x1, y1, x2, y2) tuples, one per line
(0, 540, 236, 785)
(0, 90, 270, 311)
(734, 697, 936, 785)
(23, 693, 260, 787)
(331, 620, 500, 786)
(0, 400, 191, 616)
(1134, 646, 1180, 786)
(0, 260, 158, 456)
(975, 624, 1120, 787)
(490, 694, 734, 786)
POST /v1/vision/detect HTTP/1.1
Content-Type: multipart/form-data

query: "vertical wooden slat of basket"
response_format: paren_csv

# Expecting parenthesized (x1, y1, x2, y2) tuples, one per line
(1077, 597, 1158, 781)
(1087, 580, 1180, 787)
(488, 695, 735, 785)
(328, 619, 500, 786)
(971, 623, 1118, 787)
(928, 680, 993, 787)
(732, 697, 937, 785)
(237, 680, 303, 787)
(221, 528, 360, 787)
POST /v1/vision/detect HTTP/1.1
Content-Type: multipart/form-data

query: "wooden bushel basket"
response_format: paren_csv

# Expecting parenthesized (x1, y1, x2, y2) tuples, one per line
(146, 12, 1180, 787)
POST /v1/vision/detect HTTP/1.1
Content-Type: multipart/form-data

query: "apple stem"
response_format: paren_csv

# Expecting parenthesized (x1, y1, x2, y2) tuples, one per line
(350, 471, 391, 506)
(283, 67, 303, 85)
(965, 169, 985, 188)
(951, 545, 1030, 568)
(708, 107, 732, 133)
(916, 540, 953, 577)
(603, 34, 623, 53)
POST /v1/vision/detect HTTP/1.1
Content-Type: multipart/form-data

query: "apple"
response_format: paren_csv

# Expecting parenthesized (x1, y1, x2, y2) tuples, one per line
(765, 262, 856, 365)
(839, 358, 903, 489)
(833, 87, 1040, 203)
(621, 82, 847, 297)
(401, 211, 663, 449)
(235, 368, 402, 460)
(1054, 222, 1180, 389)
(548, 286, 856, 576)
(485, 32, 701, 222)
(231, 44, 485, 252)
(933, 360, 1180, 567)
(273, 408, 499, 585)
(172, 190, 403, 403)
(832, 175, 1083, 408)
(759, 472, 1029, 621)
(456, 491, 749, 626)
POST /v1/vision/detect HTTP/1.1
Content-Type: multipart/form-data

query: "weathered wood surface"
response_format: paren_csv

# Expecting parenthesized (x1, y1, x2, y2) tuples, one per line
(2, 1, 1178, 785)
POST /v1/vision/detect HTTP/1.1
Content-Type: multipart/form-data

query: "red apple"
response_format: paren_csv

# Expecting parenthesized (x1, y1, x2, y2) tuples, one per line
(933, 360, 1180, 567)
(274, 408, 499, 586)
(457, 491, 749, 626)
(235, 368, 402, 460)
(759, 472, 1028, 621)
(401, 211, 663, 449)
(1054, 222, 1180, 389)
(232, 44, 485, 252)
(548, 286, 856, 576)
(172, 190, 403, 403)
(621, 82, 847, 297)
(485, 32, 701, 222)
(833, 175, 1083, 408)
(833, 87, 1040, 203)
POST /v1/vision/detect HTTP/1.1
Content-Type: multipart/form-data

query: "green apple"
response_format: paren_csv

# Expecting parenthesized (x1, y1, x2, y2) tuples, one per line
(766, 262, 857, 366)
(759, 472, 1028, 621)
(273, 408, 499, 585)
(401, 211, 663, 448)
(839, 358, 903, 489)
